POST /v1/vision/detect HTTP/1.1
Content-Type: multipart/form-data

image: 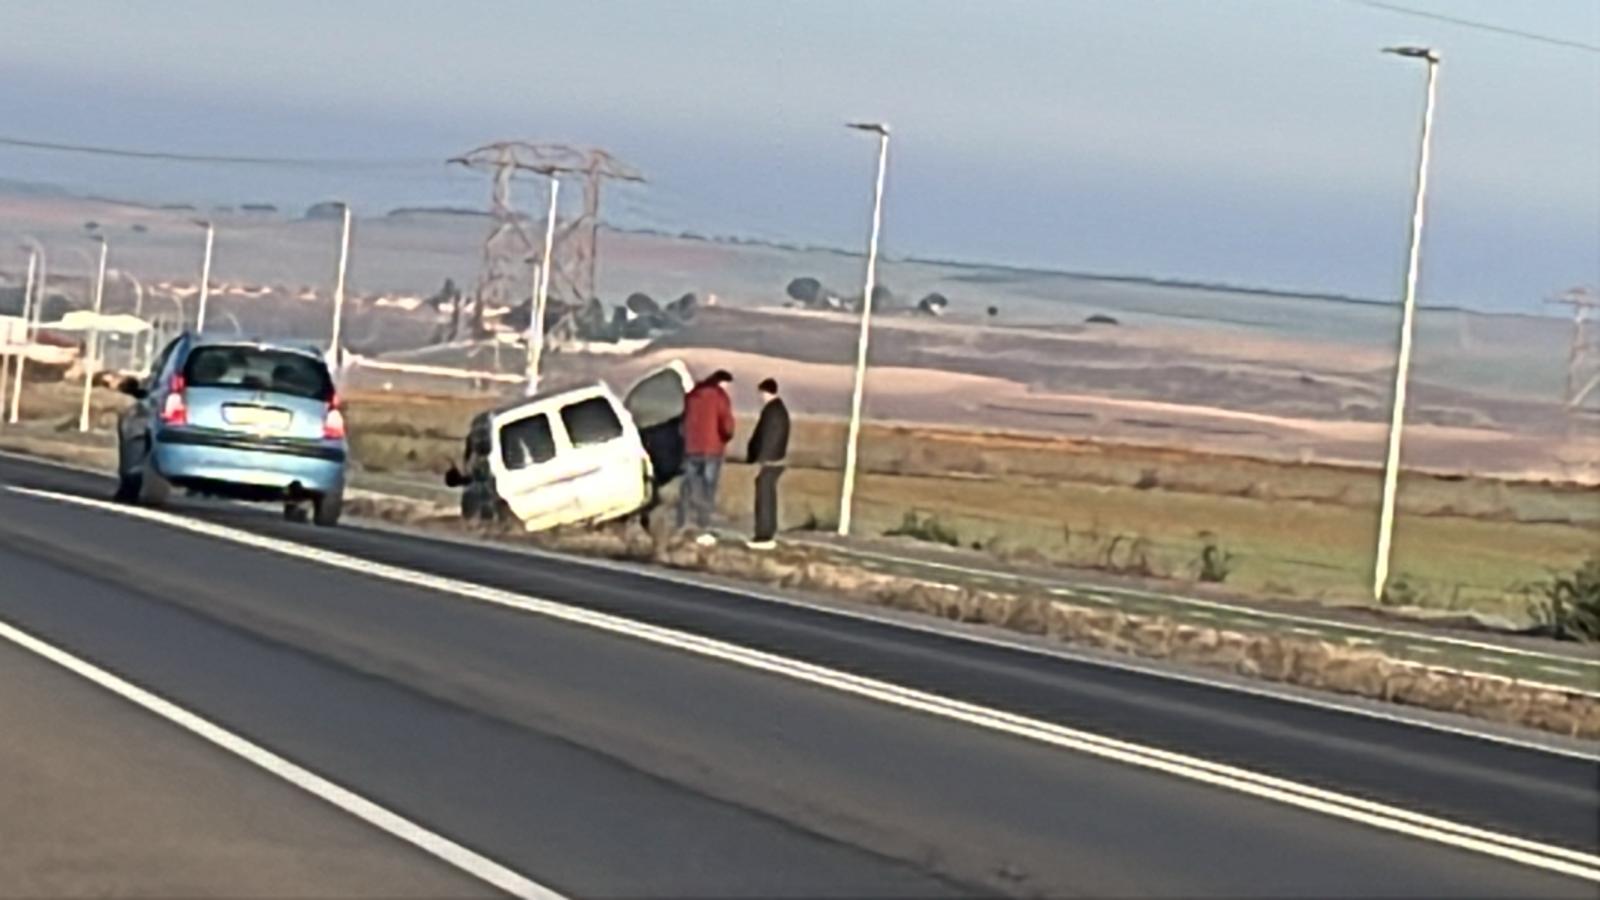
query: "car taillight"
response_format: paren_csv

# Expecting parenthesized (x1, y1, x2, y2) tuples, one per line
(322, 393, 346, 440)
(160, 375, 188, 426)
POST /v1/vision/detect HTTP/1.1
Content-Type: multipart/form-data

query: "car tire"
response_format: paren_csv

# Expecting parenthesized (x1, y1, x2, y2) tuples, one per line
(137, 465, 170, 506)
(313, 490, 343, 527)
(113, 471, 141, 503)
(283, 501, 311, 524)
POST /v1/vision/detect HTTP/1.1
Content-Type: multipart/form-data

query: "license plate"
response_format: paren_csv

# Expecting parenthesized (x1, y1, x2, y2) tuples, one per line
(222, 404, 291, 431)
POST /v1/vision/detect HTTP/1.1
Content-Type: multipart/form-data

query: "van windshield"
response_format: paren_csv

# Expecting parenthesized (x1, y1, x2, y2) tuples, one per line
(183, 346, 333, 401)
(561, 397, 624, 447)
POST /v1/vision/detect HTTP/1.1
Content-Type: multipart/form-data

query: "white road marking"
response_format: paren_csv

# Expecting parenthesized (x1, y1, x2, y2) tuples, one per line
(805, 542, 1600, 672)
(1539, 666, 1586, 678)
(1407, 645, 1444, 655)
(0, 616, 565, 900)
(12, 485, 1600, 884)
(1290, 627, 1326, 637)
(386, 519, 1599, 764)
(5, 451, 1587, 763)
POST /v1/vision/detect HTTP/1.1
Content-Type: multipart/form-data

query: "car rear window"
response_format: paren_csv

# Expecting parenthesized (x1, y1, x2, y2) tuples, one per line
(500, 414, 556, 469)
(560, 396, 624, 447)
(183, 346, 333, 400)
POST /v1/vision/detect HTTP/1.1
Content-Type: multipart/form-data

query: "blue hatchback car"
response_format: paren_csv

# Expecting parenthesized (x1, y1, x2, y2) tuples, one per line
(115, 334, 348, 525)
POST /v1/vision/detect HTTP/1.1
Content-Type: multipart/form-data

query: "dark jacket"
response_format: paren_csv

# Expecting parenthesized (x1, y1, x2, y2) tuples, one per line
(746, 397, 790, 465)
(682, 381, 735, 456)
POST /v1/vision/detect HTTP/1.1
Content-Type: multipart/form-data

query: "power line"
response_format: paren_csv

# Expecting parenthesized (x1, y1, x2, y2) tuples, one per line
(0, 134, 440, 169)
(1346, 0, 1600, 53)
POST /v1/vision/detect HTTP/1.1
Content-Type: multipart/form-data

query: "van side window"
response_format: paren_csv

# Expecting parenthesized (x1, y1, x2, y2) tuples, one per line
(500, 414, 556, 469)
(560, 397, 624, 447)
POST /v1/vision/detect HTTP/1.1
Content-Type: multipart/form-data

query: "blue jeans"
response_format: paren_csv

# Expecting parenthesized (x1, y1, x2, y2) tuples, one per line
(676, 455, 723, 529)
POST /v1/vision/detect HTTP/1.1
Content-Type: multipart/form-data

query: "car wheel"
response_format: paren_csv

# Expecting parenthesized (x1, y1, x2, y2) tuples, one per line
(313, 490, 343, 527)
(283, 501, 311, 524)
(113, 470, 141, 503)
(136, 465, 170, 506)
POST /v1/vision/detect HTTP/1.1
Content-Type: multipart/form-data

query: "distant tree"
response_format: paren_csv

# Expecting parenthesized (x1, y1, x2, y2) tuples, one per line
(303, 201, 345, 221)
(1086, 313, 1120, 326)
(625, 292, 661, 316)
(130, 223, 149, 234)
(241, 203, 279, 214)
(667, 292, 699, 321)
(917, 293, 950, 316)
(987, 305, 999, 318)
(83, 221, 100, 232)
(786, 277, 824, 305)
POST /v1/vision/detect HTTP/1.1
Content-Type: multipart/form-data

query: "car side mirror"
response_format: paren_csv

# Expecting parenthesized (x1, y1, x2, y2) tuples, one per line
(117, 377, 147, 400)
(443, 464, 467, 488)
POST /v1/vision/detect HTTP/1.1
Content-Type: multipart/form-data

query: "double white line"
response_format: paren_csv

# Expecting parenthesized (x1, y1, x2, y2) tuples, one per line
(8, 485, 1600, 887)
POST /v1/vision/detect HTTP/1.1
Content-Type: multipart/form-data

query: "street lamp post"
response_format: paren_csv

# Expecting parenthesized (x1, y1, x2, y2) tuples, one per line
(79, 236, 109, 432)
(1372, 46, 1441, 600)
(9, 241, 44, 424)
(195, 219, 214, 332)
(328, 204, 352, 371)
(525, 175, 561, 396)
(836, 121, 891, 537)
(0, 249, 37, 422)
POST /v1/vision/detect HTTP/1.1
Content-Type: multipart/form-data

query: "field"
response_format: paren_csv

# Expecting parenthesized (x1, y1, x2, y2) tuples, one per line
(333, 387, 1596, 623)
(5, 190, 1595, 626)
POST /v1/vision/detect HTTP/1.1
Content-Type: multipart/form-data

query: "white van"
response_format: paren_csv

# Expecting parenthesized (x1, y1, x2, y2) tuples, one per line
(446, 362, 693, 531)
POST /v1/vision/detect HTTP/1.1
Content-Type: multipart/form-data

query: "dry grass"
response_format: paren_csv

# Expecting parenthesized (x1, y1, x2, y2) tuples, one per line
(20, 379, 1597, 622)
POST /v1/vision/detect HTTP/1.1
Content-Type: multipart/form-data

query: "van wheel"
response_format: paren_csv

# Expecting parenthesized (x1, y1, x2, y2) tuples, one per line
(313, 491, 343, 527)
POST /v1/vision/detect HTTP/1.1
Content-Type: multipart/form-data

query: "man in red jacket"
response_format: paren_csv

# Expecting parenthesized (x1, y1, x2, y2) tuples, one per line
(677, 369, 735, 542)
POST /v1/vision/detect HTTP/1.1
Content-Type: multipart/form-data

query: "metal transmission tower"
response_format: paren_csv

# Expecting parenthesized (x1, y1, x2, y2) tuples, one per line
(449, 142, 642, 338)
(1551, 286, 1600, 421)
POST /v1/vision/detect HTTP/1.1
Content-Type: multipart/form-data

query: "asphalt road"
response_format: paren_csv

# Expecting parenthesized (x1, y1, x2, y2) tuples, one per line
(1, 452, 1596, 898)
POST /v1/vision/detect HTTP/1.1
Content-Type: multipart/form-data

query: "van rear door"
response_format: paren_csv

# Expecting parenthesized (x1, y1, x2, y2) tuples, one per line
(624, 361, 692, 487)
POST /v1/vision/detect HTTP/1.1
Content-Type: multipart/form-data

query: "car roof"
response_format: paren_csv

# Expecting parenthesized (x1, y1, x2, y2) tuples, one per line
(185, 333, 328, 360)
(479, 380, 613, 424)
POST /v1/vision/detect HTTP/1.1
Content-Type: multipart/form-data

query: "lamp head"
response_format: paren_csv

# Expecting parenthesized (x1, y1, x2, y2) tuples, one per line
(846, 122, 891, 136)
(1383, 46, 1439, 62)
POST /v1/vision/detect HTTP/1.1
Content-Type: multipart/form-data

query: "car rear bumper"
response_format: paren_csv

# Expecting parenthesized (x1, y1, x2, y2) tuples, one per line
(153, 428, 346, 495)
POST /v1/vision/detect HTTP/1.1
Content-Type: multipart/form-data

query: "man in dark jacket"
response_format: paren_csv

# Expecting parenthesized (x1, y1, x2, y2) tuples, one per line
(678, 369, 735, 542)
(744, 378, 790, 549)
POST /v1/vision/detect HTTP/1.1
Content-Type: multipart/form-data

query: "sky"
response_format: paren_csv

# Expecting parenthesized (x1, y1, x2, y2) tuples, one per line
(0, 0, 1596, 313)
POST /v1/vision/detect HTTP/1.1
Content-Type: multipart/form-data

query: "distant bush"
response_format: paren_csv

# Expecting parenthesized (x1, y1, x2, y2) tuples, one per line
(1381, 575, 1428, 608)
(1533, 555, 1600, 643)
(1194, 533, 1237, 583)
(886, 510, 961, 547)
(786, 277, 824, 304)
(793, 508, 838, 533)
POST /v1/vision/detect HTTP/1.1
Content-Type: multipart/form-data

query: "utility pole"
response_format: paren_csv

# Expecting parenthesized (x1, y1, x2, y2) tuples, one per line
(1372, 46, 1440, 601)
(451, 142, 643, 345)
(0, 250, 36, 423)
(329, 204, 352, 370)
(79, 236, 109, 432)
(525, 176, 560, 396)
(195, 220, 214, 332)
(837, 122, 891, 538)
(1551, 286, 1600, 420)
(10, 246, 44, 424)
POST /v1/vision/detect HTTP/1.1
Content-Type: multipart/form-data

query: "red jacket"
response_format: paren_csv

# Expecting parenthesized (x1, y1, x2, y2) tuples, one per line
(682, 382, 735, 456)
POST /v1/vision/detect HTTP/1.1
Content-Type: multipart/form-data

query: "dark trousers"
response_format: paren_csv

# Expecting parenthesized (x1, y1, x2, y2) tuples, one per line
(754, 465, 784, 541)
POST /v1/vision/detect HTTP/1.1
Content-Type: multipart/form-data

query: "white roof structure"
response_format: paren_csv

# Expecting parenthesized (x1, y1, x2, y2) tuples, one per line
(41, 311, 152, 334)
